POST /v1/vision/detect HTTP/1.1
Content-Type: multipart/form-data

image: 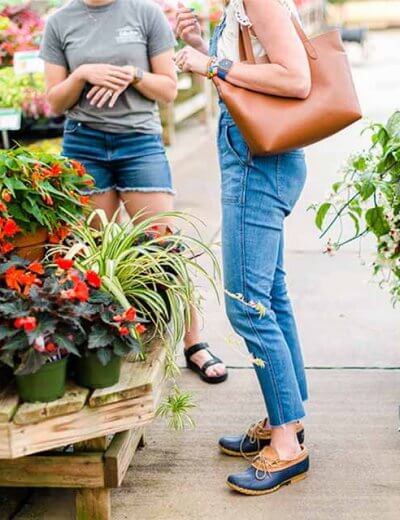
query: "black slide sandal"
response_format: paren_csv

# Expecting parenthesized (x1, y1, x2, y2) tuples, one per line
(184, 343, 228, 385)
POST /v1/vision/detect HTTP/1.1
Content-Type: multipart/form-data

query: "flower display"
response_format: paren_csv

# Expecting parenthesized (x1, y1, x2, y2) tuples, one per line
(0, 255, 144, 375)
(0, 147, 94, 237)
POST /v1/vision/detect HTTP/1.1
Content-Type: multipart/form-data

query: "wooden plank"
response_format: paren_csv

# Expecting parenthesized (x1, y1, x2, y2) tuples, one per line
(89, 340, 166, 408)
(0, 453, 104, 488)
(104, 427, 144, 487)
(0, 384, 19, 423)
(76, 488, 111, 520)
(6, 394, 154, 459)
(75, 435, 111, 453)
(0, 424, 11, 459)
(13, 383, 89, 426)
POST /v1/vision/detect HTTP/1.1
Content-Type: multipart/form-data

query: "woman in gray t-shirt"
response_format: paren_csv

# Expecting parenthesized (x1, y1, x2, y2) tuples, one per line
(40, 0, 227, 383)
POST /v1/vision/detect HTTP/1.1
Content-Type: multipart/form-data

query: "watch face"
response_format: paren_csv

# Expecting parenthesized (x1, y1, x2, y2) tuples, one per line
(219, 59, 233, 71)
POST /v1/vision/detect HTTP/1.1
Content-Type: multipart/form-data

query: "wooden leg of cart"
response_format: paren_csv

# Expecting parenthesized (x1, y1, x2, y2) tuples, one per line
(75, 436, 111, 520)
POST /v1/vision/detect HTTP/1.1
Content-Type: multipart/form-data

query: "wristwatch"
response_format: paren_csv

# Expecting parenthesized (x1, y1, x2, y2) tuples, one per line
(217, 59, 234, 81)
(132, 67, 144, 85)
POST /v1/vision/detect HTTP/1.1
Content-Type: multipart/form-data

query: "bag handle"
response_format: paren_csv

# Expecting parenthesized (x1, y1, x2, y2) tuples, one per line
(238, 13, 318, 63)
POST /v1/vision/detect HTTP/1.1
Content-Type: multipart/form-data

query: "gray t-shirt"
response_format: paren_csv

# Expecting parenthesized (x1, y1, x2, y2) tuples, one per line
(40, 0, 175, 133)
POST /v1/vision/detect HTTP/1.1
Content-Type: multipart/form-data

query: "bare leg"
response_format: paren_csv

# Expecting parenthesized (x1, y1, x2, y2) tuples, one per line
(271, 423, 302, 460)
(90, 190, 120, 227)
(119, 191, 226, 378)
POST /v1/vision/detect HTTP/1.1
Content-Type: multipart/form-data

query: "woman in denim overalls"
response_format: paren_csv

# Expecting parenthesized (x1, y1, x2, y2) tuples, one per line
(175, 0, 311, 494)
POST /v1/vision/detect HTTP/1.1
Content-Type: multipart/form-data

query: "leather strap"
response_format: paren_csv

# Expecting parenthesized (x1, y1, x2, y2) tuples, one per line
(184, 342, 209, 358)
(238, 13, 318, 64)
(201, 357, 223, 373)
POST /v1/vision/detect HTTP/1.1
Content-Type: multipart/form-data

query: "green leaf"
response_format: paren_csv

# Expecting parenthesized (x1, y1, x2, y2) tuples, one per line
(365, 206, 390, 237)
(386, 111, 400, 138)
(315, 202, 332, 230)
(2, 332, 28, 351)
(14, 349, 47, 376)
(359, 180, 375, 201)
(53, 334, 81, 356)
(96, 348, 112, 366)
(88, 327, 113, 350)
(352, 156, 367, 171)
(348, 212, 360, 236)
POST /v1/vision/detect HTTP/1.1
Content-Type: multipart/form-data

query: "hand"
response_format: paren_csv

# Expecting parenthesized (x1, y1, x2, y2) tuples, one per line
(175, 2, 204, 50)
(174, 46, 209, 76)
(77, 63, 134, 90)
(86, 66, 135, 108)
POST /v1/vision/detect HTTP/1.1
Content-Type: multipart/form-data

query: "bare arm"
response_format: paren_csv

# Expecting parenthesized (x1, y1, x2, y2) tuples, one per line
(223, 0, 311, 98)
(88, 50, 178, 108)
(44, 62, 136, 115)
(134, 49, 178, 104)
(175, 0, 311, 99)
(175, 2, 208, 55)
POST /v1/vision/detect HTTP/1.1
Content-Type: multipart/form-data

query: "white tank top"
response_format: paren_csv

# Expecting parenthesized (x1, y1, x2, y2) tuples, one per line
(217, 0, 298, 62)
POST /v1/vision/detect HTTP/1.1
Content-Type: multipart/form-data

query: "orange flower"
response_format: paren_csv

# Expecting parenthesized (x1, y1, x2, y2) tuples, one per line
(135, 323, 146, 335)
(73, 281, 89, 302)
(85, 270, 101, 288)
(28, 262, 44, 275)
(84, 179, 94, 186)
(42, 194, 54, 206)
(45, 342, 57, 353)
(0, 202, 7, 212)
(1, 241, 14, 254)
(70, 160, 86, 176)
(20, 271, 42, 296)
(3, 218, 20, 237)
(79, 195, 90, 205)
(2, 190, 11, 202)
(48, 225, 70, 244)
(5, 265, 26, 293)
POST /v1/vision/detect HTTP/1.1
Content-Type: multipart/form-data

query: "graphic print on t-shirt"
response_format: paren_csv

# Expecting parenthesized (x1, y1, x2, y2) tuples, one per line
(115, 25, 145, 44)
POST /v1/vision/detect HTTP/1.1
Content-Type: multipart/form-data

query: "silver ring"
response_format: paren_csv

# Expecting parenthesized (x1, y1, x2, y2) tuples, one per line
(107, 90, 113, 97)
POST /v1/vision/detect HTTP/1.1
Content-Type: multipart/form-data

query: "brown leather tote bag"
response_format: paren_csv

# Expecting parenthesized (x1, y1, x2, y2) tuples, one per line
(212, 14, 362, 155)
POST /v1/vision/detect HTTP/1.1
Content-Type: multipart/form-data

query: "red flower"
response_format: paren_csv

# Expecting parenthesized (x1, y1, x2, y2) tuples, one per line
(124, 307, 137, 322)
(73, 281, 89, 302)
(135, 323, 146, 335)
(1, 241, 14, 254)
(113, 314, 123, 323)
(28, 261, 44, 275)
(84, 179, 94, 186)
(14, 316, 37, 332)
(2, 190, 12, 202)
(46, 342, 57, 353)
(50, 164, 62, 177)
(85, 270, 101, 288)
(3, 218, 20, 237)
(48, 225, 70, 244)
(0, 202, 7, 212)
(79, 195, 90, 205)
(120, 326, 130, 336)
(55, 257, 74, 270)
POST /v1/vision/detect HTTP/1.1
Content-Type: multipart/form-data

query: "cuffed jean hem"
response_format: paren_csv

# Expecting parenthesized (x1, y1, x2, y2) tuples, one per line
(269, 415, 306, 428)
(116, 186, 176, 195)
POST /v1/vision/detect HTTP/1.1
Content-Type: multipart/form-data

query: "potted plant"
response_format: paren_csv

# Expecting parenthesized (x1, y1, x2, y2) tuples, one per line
(0, 147, 94, 260)
(54, 210, 220, 355)
(314, 111, 400, 303)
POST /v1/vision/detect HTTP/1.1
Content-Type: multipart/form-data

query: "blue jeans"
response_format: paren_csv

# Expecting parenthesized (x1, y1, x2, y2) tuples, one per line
(218, 105, 308, 426)
(62, 119, 174, 195)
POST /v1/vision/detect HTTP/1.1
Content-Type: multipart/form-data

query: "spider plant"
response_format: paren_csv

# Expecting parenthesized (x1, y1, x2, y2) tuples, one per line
(52, 209, 220, 355)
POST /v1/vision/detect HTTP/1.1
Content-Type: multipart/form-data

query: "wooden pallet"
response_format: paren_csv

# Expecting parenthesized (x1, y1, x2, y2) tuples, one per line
(0, 338, 166, 459)
(0, 338, 166, 519)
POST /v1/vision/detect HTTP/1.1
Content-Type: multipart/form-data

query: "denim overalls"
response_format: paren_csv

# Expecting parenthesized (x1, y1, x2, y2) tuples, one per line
(210, 16, 308, 426)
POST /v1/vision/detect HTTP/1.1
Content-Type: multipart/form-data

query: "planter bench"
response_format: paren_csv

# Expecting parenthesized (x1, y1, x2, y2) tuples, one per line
(0, 338, 166, 520)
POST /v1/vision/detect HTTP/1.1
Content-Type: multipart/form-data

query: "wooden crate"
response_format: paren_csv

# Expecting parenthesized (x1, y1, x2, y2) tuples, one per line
(0, 338, 166, 459)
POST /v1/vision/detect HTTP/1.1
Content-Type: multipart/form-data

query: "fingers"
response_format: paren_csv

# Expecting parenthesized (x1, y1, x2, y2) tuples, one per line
(87, 85, 101, 99)
(108, 90, 121, 108)
(96, 89, 114, 108)
(108, 68, 133, 81)
(89, 86, 108, 106)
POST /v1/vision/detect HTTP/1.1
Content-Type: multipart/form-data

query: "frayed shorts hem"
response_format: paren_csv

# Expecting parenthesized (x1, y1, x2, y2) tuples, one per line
(82, 186, 176, 196)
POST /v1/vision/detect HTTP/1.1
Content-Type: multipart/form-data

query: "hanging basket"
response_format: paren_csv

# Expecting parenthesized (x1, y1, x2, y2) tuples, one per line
(12, 227, 48, 262)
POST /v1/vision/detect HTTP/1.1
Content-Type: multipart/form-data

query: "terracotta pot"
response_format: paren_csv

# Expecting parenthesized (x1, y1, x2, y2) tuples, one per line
(13, 227, 48, 262)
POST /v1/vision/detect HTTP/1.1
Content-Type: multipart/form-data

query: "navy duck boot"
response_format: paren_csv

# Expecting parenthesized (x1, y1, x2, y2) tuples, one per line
(227, 445, 309, 495)
(219, 419, 305, 457)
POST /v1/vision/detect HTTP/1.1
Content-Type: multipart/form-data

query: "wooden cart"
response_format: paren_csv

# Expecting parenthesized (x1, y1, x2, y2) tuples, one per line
(0, 339, 166, 520)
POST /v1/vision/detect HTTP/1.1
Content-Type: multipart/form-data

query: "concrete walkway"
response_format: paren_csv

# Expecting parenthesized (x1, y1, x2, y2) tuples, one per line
(15, 30, 400, 520)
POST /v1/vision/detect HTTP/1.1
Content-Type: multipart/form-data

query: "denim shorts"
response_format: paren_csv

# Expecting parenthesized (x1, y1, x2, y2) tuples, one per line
(62, 119, 174, 195)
